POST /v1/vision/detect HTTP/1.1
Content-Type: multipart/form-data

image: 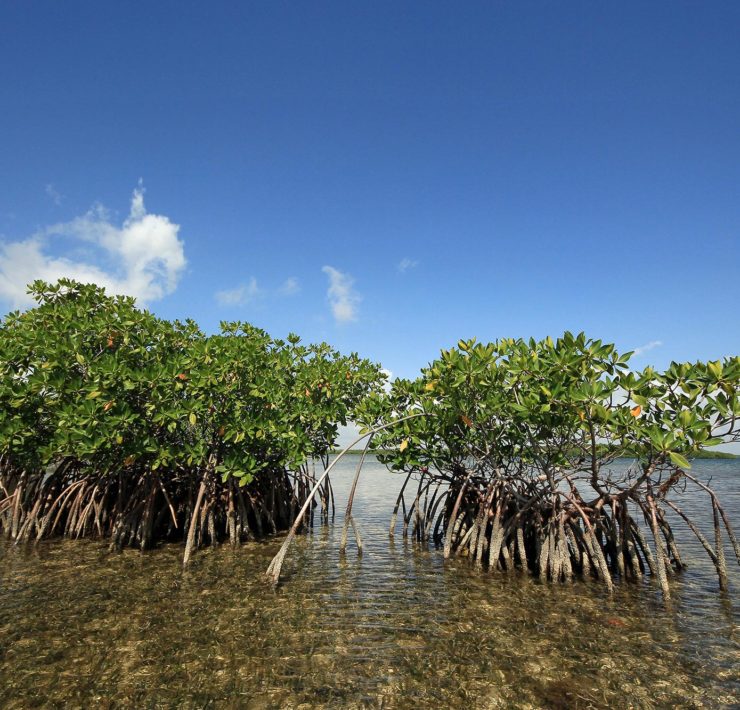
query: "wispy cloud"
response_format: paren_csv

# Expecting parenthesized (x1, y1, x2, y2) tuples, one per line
(215, 277, 261, 306)
(0, 184, 186, 308)
(45, 183, 63, 206)
(279, 277, 300, 296)
(397, 257, 418, 273)
(322, 265, 360, 324)
(632, 340, 662, 356)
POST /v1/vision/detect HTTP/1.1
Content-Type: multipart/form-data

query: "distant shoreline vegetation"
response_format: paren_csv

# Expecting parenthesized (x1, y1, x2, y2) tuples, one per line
(689, 450, 739, 459)
(331, 448, 739, 459)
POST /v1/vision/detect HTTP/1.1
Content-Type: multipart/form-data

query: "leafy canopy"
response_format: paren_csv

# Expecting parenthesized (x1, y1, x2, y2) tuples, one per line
(359, 333, 739, 481)
(0, 280, 385, 485)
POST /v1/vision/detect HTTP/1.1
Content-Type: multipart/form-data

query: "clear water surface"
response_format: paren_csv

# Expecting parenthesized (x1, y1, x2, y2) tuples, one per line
(1, 457, 738, 708)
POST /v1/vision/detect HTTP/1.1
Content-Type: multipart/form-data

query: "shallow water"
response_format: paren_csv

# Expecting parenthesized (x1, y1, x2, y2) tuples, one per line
(1, 457, 738, 709)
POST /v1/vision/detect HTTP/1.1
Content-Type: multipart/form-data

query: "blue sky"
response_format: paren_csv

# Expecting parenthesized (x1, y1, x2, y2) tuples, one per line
(1, 2, 739, 384)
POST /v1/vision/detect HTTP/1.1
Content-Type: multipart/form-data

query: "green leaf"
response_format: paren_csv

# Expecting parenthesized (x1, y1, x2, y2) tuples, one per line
(707, 361, 723, 379)
(669, 451, 691, 469)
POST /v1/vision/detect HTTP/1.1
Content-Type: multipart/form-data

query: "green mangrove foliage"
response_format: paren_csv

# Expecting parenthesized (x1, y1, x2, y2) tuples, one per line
(0, 280, 385, 560)
(359, 333, 740, 597)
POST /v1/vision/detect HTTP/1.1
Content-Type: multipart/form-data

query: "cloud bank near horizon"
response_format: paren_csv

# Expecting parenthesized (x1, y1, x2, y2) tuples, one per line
(0, 185, 186, 309)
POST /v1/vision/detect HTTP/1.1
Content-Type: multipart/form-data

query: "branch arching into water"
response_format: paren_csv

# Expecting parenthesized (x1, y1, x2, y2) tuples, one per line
(265, 413, 427, 586)
(339, 433, 374, 555)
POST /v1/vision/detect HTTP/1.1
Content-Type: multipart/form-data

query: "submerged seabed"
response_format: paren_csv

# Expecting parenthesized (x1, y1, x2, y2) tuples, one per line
(1, 457, 738, 709)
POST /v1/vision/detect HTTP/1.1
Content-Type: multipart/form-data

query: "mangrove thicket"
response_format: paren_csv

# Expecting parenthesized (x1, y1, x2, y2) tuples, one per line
(1, 281, 739, 599)
(0, 280, 385, 561)
(357, 334, 739, 598)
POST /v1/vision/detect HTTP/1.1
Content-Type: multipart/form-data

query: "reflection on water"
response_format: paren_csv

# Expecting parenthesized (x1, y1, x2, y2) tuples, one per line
(1, 457, 738, 708)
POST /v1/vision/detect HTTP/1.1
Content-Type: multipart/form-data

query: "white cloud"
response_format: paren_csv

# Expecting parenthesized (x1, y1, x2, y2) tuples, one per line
(397, 257, 418, 273)
(381, 368, 394, 392)
(279, 277, 300, 296)
(215, 277, 261, 306)
(0, 185, 186, 309)
(632, 340, 662, 356)
(322, 265, 360, 324)
(45, 184, 63, 206)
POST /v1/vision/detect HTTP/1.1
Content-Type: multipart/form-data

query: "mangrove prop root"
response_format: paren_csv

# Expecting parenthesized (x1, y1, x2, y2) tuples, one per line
(0, 451, 339, 565)
(384, 461, 736, 599)
(4, 423, 735, 601)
